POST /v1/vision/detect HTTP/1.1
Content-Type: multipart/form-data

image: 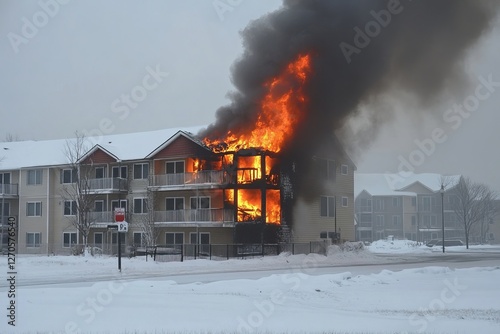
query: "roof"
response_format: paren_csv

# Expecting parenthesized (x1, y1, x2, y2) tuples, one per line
(355, 173, 461, 197)
(0, 125, 205, 170)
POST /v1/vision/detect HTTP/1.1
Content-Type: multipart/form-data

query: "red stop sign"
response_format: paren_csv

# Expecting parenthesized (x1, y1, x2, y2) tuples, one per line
(114, 208, 125, 222)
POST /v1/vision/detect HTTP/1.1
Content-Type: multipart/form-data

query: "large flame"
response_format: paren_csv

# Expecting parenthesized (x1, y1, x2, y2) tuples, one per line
(205, 53, 311, 153)
(205, 54, 311, 223)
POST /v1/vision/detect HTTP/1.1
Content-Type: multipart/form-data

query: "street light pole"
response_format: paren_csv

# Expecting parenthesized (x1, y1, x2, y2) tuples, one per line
(440, 184, 445, 253)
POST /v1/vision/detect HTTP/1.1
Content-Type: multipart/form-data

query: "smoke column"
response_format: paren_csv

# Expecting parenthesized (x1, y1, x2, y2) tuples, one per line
(200, 0, 499, 199)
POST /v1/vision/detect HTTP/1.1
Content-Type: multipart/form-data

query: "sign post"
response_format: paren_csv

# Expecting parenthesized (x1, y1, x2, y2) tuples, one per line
(109, 208, 128, 272)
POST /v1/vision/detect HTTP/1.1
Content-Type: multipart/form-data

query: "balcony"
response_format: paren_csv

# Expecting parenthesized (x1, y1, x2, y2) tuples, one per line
(358, 205, 372, 213)
(87, 178, 127, 193)
(0, 215, 18, 227)
(0, 184, 18, 197)
(154, 208, 234, 225)
(151, 171, 225, 190)
(89, 211, 115, 223)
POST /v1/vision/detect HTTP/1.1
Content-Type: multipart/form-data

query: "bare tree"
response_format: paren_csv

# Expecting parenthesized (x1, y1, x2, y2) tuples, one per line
(61, 132, 99, 255)
(450, 176, 496, 249)
(4, 133, 20, 142)
(131, 188, 159, 248)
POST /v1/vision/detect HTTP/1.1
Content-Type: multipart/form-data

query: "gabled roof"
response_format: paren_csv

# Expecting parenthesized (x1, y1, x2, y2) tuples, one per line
(78, 145, 120, 164)
(145, 130, 211, 159)
(0, 125, 205, 170)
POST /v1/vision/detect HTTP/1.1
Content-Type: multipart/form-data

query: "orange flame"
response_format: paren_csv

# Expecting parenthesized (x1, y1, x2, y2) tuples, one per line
(205, 53, 311, 152)
(207, 54, 311, 224)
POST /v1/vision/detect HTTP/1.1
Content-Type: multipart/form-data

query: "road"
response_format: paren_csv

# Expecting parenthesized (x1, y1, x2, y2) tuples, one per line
(12, 251, 499, 289)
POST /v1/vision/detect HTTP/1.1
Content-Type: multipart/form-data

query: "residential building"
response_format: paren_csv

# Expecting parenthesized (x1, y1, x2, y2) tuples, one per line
(0, 126, 356, 254)
(354, 173, 468, 243)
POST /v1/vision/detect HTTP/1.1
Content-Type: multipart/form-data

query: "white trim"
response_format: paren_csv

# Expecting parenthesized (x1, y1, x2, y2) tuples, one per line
(26, 201, 42, 216)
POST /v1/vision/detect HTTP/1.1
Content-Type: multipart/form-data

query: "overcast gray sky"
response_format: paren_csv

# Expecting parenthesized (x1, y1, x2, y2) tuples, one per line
(1, 0, 499, 192)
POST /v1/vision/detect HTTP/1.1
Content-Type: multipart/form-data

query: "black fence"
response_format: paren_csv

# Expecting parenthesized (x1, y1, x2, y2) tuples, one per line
(136, 241, 331, 262)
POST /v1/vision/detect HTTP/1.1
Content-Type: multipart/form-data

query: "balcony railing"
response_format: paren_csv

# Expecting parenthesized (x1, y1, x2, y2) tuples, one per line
(87, 178, 127, 192)
(0, 215, 18, 227)
(358, 205, 372, 213)
(0, 184, 18, 196)
(89, 211, 114, 223)
(154, 208, 234, 223)
(151, 171, 225, 188)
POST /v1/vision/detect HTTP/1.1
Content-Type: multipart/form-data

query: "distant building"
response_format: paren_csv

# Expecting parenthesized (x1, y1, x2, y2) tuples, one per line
(353, 173, 487, 244)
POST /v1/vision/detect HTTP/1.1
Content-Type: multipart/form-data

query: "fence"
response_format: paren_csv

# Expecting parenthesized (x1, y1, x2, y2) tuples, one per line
(137, 241, 331, 262)
(4, 241, 331, 261)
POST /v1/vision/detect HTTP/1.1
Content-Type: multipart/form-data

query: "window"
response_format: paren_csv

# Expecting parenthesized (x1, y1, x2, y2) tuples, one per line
(411, 197, 417, 207)
(133, 163, 149, 179)
(320, 196, 335, 217)
(166, 232, 184, 245)
(95, 166, 106, 179)
(422, 215, 438, 227)
(94, 233, 103, 246)
(64, 201, 77, 216)
(61, 169, 77, 184)
(392, 215, 401, 225)
(111, 199, 127, 212)
(63, 232, 78, 248)
(26, 232, 41, 247)
(26, 202, 42, 216)
(190, 232, 210, 244)
(430, 215, 437, 227)
(421, 196, 435, 211)
(1, 202, 10, 216)
(94, 200, 105, 212)
(374, 198, 384, 211)
(411, 216, 416, 226)
(360, 214, 371, 223)
(166, 161, 185, 174)
(0, 172, 11, 184)
(341, 164, 348, 175)
(166, 197, 184, 211)
(360, 198, 372, 212)
(392, 197, 401, 208)
(342, 197, 348, 207)
(318, 159, 336, 181)
(190, 197, 210, 209)
(27, 169, 42, 185)
(190, 197, 211, 221)
(133, 232, 146, 247)
(375, 215, 384, 227)
(112, 166, 127, 179)
(133, 198, 148, 214)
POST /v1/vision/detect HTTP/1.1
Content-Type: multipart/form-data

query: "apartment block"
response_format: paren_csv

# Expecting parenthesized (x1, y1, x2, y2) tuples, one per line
(0, 126, 356, 254)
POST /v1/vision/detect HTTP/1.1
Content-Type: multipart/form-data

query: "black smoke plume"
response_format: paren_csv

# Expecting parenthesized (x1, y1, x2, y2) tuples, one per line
(200, 0, 499, 201)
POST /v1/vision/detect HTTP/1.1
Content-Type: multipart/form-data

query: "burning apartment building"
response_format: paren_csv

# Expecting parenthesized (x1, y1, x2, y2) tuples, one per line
(3, 0, 498, 254)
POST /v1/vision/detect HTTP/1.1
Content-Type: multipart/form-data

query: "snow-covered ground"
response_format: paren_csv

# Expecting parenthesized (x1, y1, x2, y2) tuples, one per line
(1, 241, 499, 334)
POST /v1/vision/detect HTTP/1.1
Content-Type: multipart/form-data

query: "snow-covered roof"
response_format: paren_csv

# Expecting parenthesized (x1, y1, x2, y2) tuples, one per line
(0, 125, 205, 170)
(355, 173, 461, 197)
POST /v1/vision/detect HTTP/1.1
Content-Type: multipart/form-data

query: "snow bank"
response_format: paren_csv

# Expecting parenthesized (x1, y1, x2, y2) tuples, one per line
(367, 238, 431, 254)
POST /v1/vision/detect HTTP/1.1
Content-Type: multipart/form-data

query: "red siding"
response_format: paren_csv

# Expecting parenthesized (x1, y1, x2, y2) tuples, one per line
(82, 149, 117, 164)
(153, 136, 211, 159)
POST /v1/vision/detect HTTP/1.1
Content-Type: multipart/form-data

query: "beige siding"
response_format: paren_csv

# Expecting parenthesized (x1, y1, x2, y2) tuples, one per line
(292, 156, 355, 243)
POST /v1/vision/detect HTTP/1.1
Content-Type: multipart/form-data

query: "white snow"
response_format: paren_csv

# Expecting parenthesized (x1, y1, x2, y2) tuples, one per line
(1, 243, 499, 334)
(0, 126, 205, 170)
